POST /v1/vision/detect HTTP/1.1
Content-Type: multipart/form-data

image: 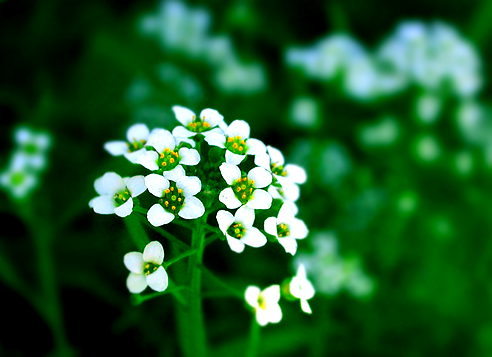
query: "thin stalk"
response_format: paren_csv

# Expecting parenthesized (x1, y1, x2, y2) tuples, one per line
(246, 315, 261, 357)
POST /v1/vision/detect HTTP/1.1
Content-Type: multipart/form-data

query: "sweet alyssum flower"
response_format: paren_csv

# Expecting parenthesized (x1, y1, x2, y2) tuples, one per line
(104, 123, 151, 163)
(171, 105, 225, 140)
(124, 241, 168, 293)
(216, 205, 267, 253)
(264, 203, 309, 255)
(205, 119, 266, 165)
(145, 167, 205, 226)
(14, 126, 51, 170)
(0, 153, 37, 199)
(245, 285, 282, 326)
(137, 128, 200, 176)
(89, 172, 147, 217)
(218, 163, 272, 210)
(289, 264, 315, 314)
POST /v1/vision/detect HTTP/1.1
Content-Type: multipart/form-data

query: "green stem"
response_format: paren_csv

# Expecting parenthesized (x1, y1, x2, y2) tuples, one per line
(246, 315, 261, 357)
(164, 248, 199, 268)
(133, 213, 189, 250)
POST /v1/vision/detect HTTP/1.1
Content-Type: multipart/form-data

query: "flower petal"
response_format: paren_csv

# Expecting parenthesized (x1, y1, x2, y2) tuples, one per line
(179, 196, 205, 219)
(247, 189, 272, 210)
(225, 150, 245, 165)
(172, 125, 195, 138)
(177, 176, 201, 197)
(126, 123, 149, 142)
(235, 205, 255, 228)
(179, 148, 200, 166)
(146, 266, 169, 292)
(94, 172, 125, 195)
(114, 198, 133, 217)
(262, 284, 281, 303)
(204, 132, 225, 148)
(104, 141, 128, 156)
(290, 218, 309, 239)
(216, 210, 235, 234)
(300, 299, 312, 314)
(245, 285, 261, 308)
(219, 163, 241, 185)
(172, 105, 195, 125)
(254, 153, 271, 170)
(200, 108, 224, 127)
(284, 164, 307, 184)
(90, 195, 117, 214)
(143, 241, 164, 265)
(266, 146, 285, 165)
(147, 129, 175, 153)
(246, 138, 266, 156)
(163, 165, 186, 181)
(124, 149, 146, 163)
(145, 174, 170, 197)
(248, 167, 272, 188)
(241, 227, 267, 248)
(219, 187, 242, 209)
(278, 237, 297, 255)
(227, 120, 250, 139)
(137, 151, 159, 171)
(123, 252, 144, 274)
(147, 204, 174, 227)
(277, 203, 295, 224)
(126, 273, 147, 294)
(127, 175, 147, 197)
(226, 235, 245, 253)
(264, 216, 278, 237)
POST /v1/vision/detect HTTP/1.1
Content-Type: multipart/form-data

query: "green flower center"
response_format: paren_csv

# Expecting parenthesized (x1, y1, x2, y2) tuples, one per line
(127, 139, 146, 153)
(143, 262, 160, 276)
(187, 115, 212, 133)
(225, 136, 247, 155)
(271, 162, 287, 177)
(113, 189, 131, 206)
(10, 172, 26, 186)
(157, 148, 180, 171)
(257, 294, 267, 310)
(226, 222, 247, 239)
(159, 181, 185, 214)
(277, 223, 290, 238)
(232, 176, 255, 204)
(24, 142, 40, 155)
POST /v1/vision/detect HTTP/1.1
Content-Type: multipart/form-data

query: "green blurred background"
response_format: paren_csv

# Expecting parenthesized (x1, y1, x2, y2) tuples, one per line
(2, 0, 492, 355)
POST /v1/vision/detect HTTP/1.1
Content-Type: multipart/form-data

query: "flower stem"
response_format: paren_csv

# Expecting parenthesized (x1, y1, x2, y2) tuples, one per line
(246, 315, 261, 357)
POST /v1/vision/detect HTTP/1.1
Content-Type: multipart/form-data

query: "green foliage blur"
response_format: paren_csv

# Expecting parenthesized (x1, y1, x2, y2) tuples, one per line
(1, 0, 492, 355)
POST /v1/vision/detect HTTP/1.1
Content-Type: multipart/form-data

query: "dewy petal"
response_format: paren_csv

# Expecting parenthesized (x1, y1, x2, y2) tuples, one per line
(226, 235, 245, 253)
(266, 146, 285, 166)
(204, 132, 225, 148)
(146, 266, 169, 292)
(177, 176, 201, 197)
(143, 241, 164, 265)
(264, 216, 278, 237)
(137, 151, 159, 171)
(290, 218, 309, 239)
(227, 120, 250, 139)
(114, 198, 133, 217)
(200, 108, 224, 127)
(245, 286, 261, 308)
(179, 147, 200, 166)
(178, 196, 205, 219)
(216, 210, 235, 234)
(254, 153, 271, 171)
(219, 187, 242, 209)
(248, 167, 272, 188)
(172, 125, 195, 138)
(94, 172, 125, 195)
(90, 195, 117, 214)
(147, 204, 174, 227)
(247, 189, 272, 210)
(127, 273, 148, 294)
(124, 252, 145, 274)
(245, 138, 266, 156)
(104, 141, 128, 156)
(241, 227, 267, 248)
(126, 123, 150, 142)
(284, 164, 307, 184)
(172, 105, 196, 126)
(278, 237, 298, 255)
(127, 175, 147, 197)
(163, 165, 186, 181)
(225, 150, 245, 165)
(219, 163, 241, 185)
(235, 205, 255, 228)
(145, 174, 170, 197)
(277, 203, 295, 224)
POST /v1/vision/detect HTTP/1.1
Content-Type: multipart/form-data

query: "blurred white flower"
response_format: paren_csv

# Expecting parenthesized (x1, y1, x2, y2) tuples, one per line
(289, 264, 315, 314)
(289, 96, 319, 128)
(14, 126, 51, 170)
(245, 285, 282, 326)
(104, 123, 150, 164)
(0, 153, 38, 199)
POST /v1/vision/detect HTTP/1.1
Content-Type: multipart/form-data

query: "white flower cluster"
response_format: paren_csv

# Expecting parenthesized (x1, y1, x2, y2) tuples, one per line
(0, 126, 51, 199)
(285, 21, 482, 101)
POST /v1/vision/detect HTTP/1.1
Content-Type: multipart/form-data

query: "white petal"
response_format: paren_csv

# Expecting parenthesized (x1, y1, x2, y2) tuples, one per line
(266, 146, 285, 165)
(300, 299, 312, 314)
(104, 141, 128, 156)
(225, 150, 245, 165)
(143, 241, 165, 265)
(290, 218, 309, 239)
(265, 303, 282, 323)
(177, 176, 201, 196)
(179, 148, 200, 166)
(216, 210, 235, 234)
(200, 108, 224, 127)
(264, 216, 278, 237)
(175, 136, 196, 147)
(277, 203, 295, 224)
(147, 204, 174, 227)
(146, 266, 169, 292)
(248, 167, 272, 188)
(123, 252, 144, 274)
(126, 273, 147, 294)
(256, 309, 269, 326)
(245, 286, 261, 308)
(277, 177, 300, 202)
(148, 129, 175, 153)
(172, 105, 195, 125)
(145, 174, 170, 197)
(246, 138, 266, 156)
(137, 151, 159, 171)
(227, 120, 250, 139)
(241, 227, 267, 248)
(278, 237, 297, 255)
(204, 132, 225, 148)
(226, 235, 245, 253)
(247, 189, 272, 210)
(178, 196, 205, 219)
(163, 165, 186, 181)
(124, 149, 146, 163)
(114, 198, 133, 217)
(254, 153, 271, 170)
(262, 284, 281, 303)
(219, 163, 241, 185)
(126, 123, 150, 142)
(127, 175, 147, 197)
(90, 195, 117, 214)
(235, 205, 255, 228)
(172, 125, 195, 138)
(219, 187, 242, 209)
(284, 164, 307, 184)
(94, 172, 125, 195)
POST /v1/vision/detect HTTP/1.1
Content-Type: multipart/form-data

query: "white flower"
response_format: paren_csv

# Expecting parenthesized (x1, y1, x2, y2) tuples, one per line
(0, 153, 37, 199)
(245, 285, 282, 326)
(255, 145, 307, 185)
(216, 206, 266, 253)
(89, 172, 147, 217)
(218, 163, 272, 210)
(104, 124, 151, 163)
(14, 126, 51, 170)
(145, 167, 205, 227)
(290, 264, 315, 314)
(205, 120, 266, 165)
(124, 241, 169, 293)
(137, 129, 200, 175)
(171, 105, 225, 141)
(264, 203, 308, 255)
